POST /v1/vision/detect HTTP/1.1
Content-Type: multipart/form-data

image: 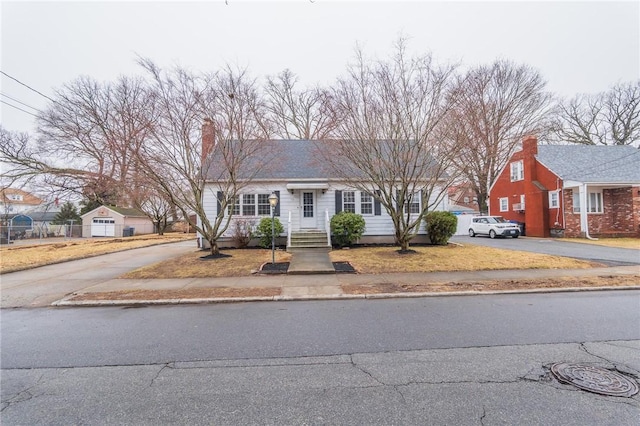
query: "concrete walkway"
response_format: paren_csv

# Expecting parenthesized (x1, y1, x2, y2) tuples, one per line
(288, 250, 335, 274)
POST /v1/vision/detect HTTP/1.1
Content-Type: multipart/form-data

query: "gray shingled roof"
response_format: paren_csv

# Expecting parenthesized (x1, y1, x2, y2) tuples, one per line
(204, 139, 444, 181)
(537, 145, 640, 183)
(205, 140, 330, 181)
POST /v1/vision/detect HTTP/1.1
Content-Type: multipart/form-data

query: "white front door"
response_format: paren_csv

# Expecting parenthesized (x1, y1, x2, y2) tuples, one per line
(300, 191, 317, 228)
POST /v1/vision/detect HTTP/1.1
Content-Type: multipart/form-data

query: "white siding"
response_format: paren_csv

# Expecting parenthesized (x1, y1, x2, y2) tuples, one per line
(200, 181, 449, 240)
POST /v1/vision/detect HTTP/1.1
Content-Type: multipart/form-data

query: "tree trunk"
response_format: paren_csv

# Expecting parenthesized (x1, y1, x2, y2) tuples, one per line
(209, 240, 220, 256)
(476, 190, 488, 214)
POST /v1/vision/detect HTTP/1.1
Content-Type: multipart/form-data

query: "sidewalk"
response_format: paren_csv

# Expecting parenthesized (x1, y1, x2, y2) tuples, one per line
(53, 264, 640, 307)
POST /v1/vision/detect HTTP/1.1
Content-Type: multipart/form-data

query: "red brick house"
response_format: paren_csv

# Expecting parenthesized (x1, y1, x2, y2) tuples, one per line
(489, 136, 640, 238)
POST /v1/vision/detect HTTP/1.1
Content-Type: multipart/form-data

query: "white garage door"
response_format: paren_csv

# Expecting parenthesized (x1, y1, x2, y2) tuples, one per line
(92, 218, 116, 237)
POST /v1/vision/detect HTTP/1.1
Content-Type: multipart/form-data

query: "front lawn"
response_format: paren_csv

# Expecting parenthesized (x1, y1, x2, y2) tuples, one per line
(120, 243, 597, 279)
(557, 238, 640, 249)
(0, 233, 194, 274)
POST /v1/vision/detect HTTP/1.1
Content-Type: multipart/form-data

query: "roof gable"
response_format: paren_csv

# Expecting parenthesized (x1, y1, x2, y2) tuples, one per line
(536, 145, 640, 183)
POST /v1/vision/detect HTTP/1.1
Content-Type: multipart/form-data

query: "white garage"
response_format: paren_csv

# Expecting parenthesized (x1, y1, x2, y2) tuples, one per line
(81, 206, 154, 238)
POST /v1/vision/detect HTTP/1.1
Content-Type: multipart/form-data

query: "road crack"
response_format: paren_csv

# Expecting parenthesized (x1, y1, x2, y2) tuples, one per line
(148, 363, 173, 388)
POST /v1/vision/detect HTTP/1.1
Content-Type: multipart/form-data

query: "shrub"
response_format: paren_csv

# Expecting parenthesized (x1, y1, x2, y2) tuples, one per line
(330, 212, 366, 247)
(256, 217, 284, 248)
(424, 211, 457, 245)
(231, 218, 256, 248)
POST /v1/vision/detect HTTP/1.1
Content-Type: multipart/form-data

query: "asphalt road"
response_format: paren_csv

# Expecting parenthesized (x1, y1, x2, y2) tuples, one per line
(451, 235, 640, 266)
(3, 292, 640, 369)
(2, 294, 640, 424)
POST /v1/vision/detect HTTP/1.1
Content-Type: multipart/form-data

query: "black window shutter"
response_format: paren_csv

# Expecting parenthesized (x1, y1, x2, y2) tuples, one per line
(374, 190, 382, 216)
(274, 190, 280, 217)
(335, 190, 342, 214)
(217, 191, 223, 217)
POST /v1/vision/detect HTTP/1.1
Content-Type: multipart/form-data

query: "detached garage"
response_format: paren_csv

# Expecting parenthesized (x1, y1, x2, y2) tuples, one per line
(81, 206, 153, 238)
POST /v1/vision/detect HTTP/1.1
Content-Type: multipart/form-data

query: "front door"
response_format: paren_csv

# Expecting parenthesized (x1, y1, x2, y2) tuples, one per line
(300, 191, 317, 228)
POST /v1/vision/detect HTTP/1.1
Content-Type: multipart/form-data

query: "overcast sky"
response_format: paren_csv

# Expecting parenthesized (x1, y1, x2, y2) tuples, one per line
(1, 0, 638, 134)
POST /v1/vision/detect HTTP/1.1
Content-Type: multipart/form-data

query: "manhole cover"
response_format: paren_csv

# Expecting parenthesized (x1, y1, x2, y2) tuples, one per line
(551, 363, 639, 397)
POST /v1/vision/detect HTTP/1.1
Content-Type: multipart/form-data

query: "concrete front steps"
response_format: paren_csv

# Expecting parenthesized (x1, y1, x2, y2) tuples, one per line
(287, 230, 335, 274)
(287, 230, 331, 253)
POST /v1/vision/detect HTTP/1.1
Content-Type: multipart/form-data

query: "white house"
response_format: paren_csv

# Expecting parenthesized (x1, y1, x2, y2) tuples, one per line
(198, 124, 449, 249)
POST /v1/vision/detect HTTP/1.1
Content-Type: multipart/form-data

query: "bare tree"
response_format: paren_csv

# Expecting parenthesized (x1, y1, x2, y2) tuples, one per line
(0, 126, 97, 205)
(0, 75, 155, 211)
(550, 80, 640, 147)
(322, 40, 459, 251)
(447, 60, 552, 213)
(36, 75, 155, 207)
(138, 60, 273, 255)
(265, 69, 337, 139)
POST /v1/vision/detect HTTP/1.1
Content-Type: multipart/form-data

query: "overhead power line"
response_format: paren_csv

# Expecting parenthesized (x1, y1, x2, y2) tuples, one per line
(0, 92, 39, 111)
(0, 100, 39, 117)
(0, 70, 58, 104)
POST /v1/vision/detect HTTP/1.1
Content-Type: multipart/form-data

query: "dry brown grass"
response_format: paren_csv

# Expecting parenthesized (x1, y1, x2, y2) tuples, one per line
(70, 286, 281, 301)
(558, 238, 640, 249)
(329, 244, 598, 274)
(341, 275, 640, 294)
(122, 249, 292, 279)
(68, 275, 640, 302)
(0, 233, 194, 274)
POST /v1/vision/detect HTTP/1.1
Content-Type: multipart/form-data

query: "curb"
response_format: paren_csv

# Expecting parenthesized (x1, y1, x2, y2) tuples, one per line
(51, 285, 640, 307)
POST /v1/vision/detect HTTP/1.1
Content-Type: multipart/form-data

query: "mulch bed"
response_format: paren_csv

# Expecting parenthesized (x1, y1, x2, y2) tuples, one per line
(260, 262, 290, 273)
(259, 261, 357, 274)
(333, 261, 357, 273)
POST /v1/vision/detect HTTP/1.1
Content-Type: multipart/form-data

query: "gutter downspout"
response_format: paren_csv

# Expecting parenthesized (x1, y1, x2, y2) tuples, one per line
(579, 183, 598, 240)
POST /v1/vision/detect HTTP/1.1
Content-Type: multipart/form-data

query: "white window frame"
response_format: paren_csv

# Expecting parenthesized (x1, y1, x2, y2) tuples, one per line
(510, 160, 524, 182)
(499, 197, 509, 212)
(588, 191, 603, 214)
(403, 191, 421, 214)
(229, 193, 273, 217)
(572, 190, 603, 214)
(360, 192, 373, 215)
(343, 191, 356, 213)
(549, 191, 560, 209)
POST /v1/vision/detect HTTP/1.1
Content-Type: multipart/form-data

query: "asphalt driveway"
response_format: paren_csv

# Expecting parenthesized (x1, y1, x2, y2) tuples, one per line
(451, 236, 640, 266)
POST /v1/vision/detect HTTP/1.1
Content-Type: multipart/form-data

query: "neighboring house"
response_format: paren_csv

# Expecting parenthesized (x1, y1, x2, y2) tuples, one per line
(0, 188, 43, 215)
(81, 206, 154, 237)
(448, 183, 481, 214)
(199, 125, 449, 248)
(489, 135, 640, 238)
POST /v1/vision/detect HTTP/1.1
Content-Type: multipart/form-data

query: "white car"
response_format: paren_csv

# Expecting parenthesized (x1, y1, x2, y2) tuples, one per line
(468, 216, 520, 239)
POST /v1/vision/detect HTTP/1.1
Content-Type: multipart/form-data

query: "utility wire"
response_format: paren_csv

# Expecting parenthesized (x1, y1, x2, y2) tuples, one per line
(1, 100, 39, 117)
(0, 92, 39, 111)
(0, 70, 58, 104)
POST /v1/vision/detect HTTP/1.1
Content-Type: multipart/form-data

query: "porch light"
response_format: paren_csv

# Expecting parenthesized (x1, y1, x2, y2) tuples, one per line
(268, 192, 279, 264)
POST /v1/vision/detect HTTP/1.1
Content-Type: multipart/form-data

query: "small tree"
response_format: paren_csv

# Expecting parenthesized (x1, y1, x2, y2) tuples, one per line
(52, 202, 81, 225)
(330, 212, 366, 248)
(256, 217, 284, 249)
(424, 211, 457, 245)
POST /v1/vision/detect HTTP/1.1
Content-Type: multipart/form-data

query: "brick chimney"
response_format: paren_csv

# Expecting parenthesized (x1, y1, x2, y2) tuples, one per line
(522, 135, 538, 182)
(201, 118, 215, 163)
(522, 135, 538, 156)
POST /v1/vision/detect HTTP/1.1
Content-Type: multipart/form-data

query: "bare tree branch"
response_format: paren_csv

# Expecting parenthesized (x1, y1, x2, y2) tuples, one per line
(321, 39, 459, 251)
(550, 80, 640, 147)
(447, 60, 552, 212)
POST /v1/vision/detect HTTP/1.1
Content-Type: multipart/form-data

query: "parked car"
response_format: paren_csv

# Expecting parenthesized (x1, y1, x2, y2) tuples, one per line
(468, 216, 520, 239)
